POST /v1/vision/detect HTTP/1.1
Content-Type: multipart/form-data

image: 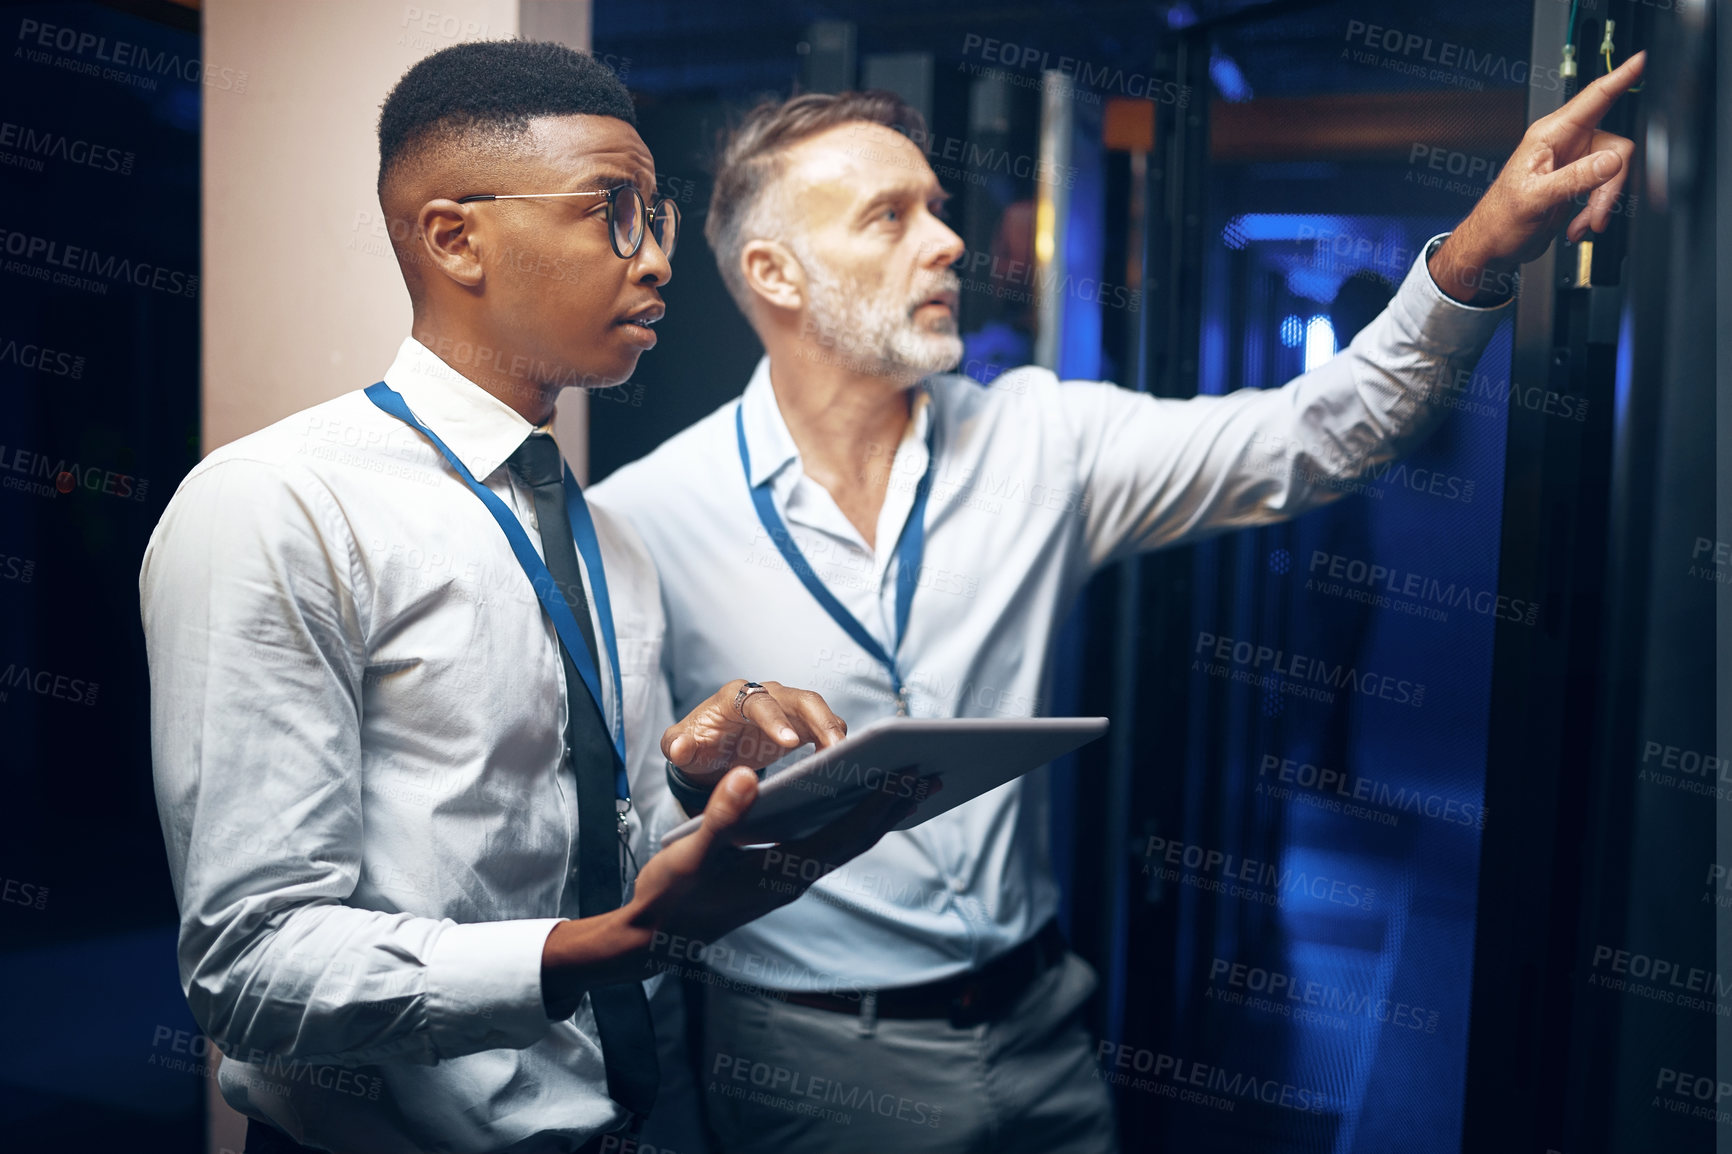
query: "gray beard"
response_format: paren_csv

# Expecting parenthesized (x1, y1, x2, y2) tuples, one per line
(798, 251, 964, 379)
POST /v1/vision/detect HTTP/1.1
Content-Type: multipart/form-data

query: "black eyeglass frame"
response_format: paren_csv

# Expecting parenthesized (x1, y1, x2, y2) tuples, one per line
(454, 184, 680, 261)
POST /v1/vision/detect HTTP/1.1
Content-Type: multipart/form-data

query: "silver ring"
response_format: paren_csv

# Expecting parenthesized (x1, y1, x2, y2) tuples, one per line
(732, 681, 767, 717)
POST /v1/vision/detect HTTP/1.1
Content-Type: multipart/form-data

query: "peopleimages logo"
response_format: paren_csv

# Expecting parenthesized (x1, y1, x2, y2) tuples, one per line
(1257, 754, 1488, 829)
(0, 662, 99, 707)
(960, 34, 1191, 107)
(150, 1027, 382, 1099)
(0, 120, 134, 176)
(943, 244, 1141, 313)
(1688, 537, 1731, 585)
(1194, 631, 1426, 708)
(1207, 957, 1441, 1034)
(1095, 1044, 1330, 1114)
(1305, 549, 1540, 626)
(16, 18, 249, 93)
(0, 228, 198, 298)
(1, 875, 48, 910)
(0, 337, 84, 379)
(710, 1052, 944, 1128)
(1342, 19, 1565, 93)
(0, 444, 148, 502)
(1141, 834, 1377, 911)
(1588, 945, 1728, 1016)
(1420, 362, 1589, 423)
(1655, 1066, 1732, 1125)
(0, 552, 32, 584)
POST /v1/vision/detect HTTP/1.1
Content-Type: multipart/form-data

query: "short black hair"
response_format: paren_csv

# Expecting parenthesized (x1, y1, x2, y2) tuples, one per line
(377, 39, 636, 193)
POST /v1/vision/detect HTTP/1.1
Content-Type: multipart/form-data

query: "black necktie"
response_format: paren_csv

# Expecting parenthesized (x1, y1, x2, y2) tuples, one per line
(507, 432, 658, 1117)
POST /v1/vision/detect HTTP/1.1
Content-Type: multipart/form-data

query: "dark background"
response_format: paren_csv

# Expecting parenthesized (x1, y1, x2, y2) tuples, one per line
(0, 0, 204, 1149)
(0, 1, 1721, 1152)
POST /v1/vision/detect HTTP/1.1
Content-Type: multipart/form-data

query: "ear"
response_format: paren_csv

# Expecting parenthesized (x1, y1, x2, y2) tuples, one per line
(740, 238, 805, 314)
(416, 198, 486, 289)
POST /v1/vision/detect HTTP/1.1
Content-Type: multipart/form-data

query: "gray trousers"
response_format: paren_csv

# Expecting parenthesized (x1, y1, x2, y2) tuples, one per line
(695, 952, 1120, 1154)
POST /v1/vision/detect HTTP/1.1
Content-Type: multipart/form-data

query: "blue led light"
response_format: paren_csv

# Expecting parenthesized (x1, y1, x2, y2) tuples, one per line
(1304, 316, 1337, 371)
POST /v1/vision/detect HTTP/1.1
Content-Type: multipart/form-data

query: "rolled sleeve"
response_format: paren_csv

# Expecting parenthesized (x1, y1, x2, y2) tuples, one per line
(425, 917, 568, 1050)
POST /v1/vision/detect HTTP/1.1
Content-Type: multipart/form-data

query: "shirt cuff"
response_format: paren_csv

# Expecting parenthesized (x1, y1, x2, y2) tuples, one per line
(424, 917, 566, 1057)
(1387, 232, 1515, 359)
(1417, 231, 1518, 313)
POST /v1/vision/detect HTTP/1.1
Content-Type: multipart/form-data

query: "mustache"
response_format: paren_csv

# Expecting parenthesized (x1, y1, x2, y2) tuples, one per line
(907, 270, 961, 316)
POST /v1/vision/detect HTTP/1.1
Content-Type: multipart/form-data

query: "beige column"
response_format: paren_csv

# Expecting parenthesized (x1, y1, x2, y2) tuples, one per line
(202, 0, 597, 477)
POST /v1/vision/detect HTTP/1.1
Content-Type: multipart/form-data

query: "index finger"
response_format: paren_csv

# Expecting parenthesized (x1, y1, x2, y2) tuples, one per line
(1548, 51, 1645, 132)
(739, 691, 802, 757)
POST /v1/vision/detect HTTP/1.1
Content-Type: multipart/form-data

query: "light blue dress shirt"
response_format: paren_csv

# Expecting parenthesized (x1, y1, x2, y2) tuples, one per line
(588, 240, 1509, 993)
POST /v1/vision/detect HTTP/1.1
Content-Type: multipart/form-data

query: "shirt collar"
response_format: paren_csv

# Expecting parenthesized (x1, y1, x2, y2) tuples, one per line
(381, 337, 542, 481)
(739, 355, 936, 490)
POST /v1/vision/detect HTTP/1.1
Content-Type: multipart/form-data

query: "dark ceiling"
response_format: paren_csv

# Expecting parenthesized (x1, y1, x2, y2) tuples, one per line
(595, 0, 1537, 105)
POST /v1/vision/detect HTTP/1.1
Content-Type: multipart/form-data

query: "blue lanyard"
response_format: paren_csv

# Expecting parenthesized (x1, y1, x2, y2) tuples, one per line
(734, 401, 935, 715)
(366, 382, 629, 802)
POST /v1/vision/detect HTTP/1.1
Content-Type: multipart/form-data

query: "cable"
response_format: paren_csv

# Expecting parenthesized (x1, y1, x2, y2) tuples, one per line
(1562, 0, 1581, 79)
(1601, 18, 1645, 91)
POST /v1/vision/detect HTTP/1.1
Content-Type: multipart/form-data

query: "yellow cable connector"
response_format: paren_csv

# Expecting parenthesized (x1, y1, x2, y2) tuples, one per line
(1600, 19, 1644, 90)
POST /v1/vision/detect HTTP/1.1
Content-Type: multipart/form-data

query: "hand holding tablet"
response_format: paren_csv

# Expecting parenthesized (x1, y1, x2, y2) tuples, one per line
(661, 716, 1109, 847)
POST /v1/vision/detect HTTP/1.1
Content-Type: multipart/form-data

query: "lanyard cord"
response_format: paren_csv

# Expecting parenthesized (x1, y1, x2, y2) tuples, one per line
(366, 382, 630, 800)
(734, 400, 936, 714)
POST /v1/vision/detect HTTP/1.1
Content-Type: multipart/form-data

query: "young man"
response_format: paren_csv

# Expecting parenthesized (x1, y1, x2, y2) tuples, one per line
(589, 57, 1646, 1154)
(142, 41, 898, 1154)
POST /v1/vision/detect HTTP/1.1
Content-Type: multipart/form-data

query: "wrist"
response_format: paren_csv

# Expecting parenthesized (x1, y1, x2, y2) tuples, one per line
(1428, 230, 1517, 306)
(539, 908, 655, 1019)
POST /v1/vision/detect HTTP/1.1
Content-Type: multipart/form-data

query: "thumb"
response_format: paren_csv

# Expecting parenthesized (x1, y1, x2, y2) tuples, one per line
(1542, 149, 1622, 205)
(696, 767, 759, 844)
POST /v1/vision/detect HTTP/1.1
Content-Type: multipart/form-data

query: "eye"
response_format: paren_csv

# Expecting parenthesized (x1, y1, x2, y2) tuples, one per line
(880, 206, 901, 223)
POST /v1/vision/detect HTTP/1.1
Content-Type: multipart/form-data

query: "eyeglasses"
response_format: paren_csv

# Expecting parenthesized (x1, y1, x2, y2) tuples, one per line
(456, 185, 680, 261)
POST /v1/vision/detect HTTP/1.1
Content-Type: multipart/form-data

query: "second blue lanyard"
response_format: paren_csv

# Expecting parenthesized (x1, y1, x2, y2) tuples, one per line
(735, 402, 934, 714)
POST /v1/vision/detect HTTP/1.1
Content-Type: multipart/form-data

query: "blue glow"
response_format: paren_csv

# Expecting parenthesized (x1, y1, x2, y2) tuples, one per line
(1209, 50, 1253, 103)
(1224, 213, 1353, 244)
(1304, 316, 1336, 371)
(1286, 267, 1342, 304)
(1280, 315, 1305, 347)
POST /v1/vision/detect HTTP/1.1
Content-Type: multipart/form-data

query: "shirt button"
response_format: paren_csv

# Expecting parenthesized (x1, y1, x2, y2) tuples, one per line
(948, 878, 966, 894)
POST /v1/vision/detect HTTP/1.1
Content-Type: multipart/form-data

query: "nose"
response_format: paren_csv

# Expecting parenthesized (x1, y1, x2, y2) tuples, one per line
(923, 216, 965, 270)
(632, 226, 672, 288)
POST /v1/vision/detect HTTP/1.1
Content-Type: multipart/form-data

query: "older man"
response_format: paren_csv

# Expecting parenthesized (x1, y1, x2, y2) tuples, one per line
(591, 57, 1644, 1153)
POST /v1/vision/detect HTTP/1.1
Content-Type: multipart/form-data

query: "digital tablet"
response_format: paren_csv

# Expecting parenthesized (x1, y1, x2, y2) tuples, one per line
(659, 715, 1109, 847)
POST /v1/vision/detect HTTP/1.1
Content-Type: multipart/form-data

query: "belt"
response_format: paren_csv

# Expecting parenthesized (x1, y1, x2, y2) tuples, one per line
(770, 919, 1068, 1027)
(245, 1118, 619, 1154)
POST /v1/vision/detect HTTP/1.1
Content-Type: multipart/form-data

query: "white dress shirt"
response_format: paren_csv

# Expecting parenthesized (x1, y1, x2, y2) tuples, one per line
(588, 240, 1509, 992)
(141, 337, 678, 1154)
